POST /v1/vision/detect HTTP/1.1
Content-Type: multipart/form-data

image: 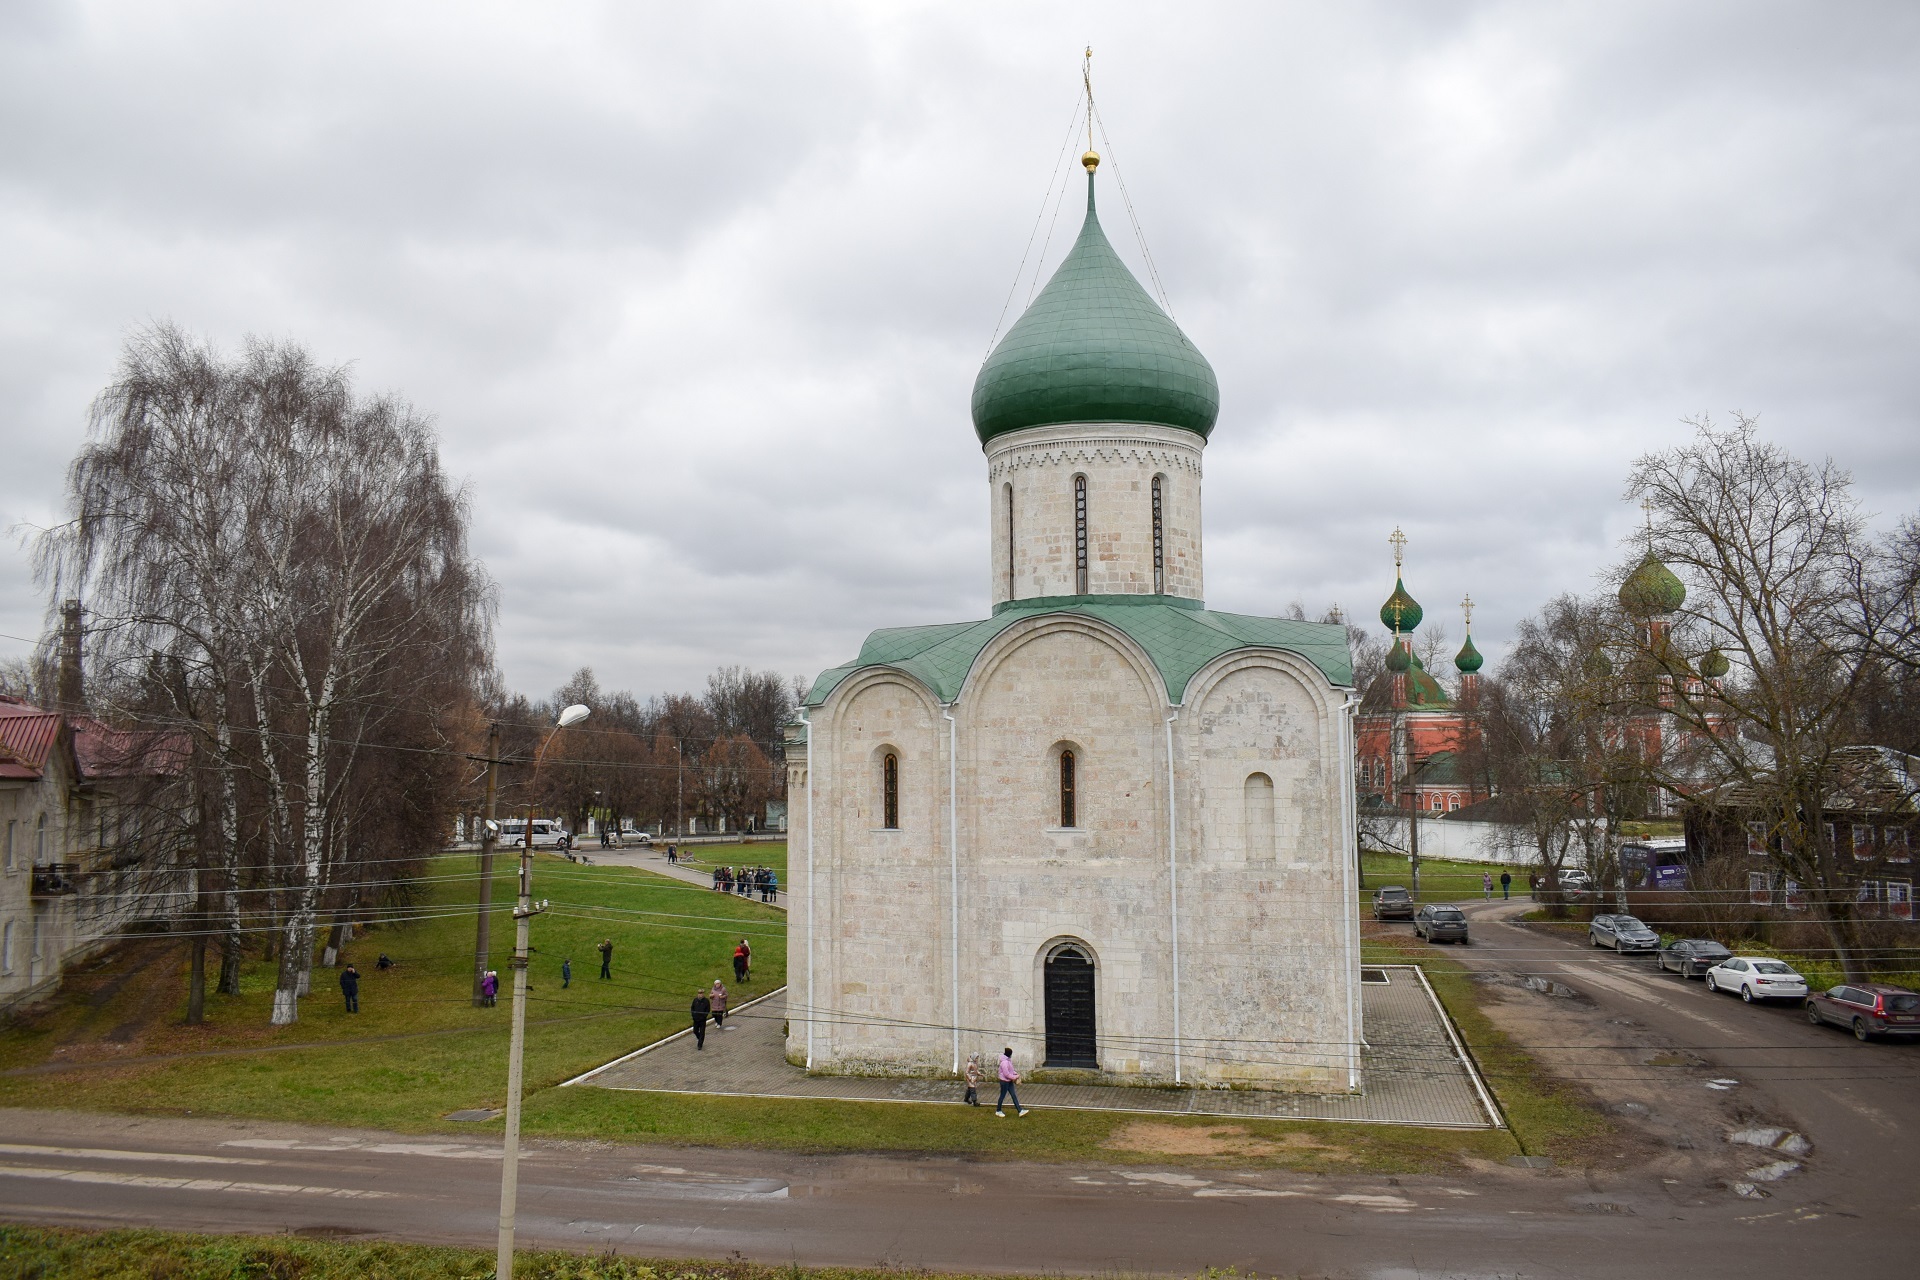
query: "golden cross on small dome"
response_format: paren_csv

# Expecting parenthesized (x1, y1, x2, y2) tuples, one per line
(1461, 593, 1474, 631)
(1388, 526, 1407, 570)
(1081, 47, 1099, 172)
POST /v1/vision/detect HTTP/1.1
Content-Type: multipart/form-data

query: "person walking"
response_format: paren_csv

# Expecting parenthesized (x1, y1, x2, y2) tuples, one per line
(963, 1052, 981, 1106)
(1482, 872, 1493, 901)
(710, 978, 729, 1029)
(1499, 870, 1512, 900)
(690, 990, 711, 1049)
(733, 939, 750, 984)
(481, 970, 498, 1007)
(339, 964, 360, 1014)
(766, 870, 778, 904)
(597, 938, 613, 980)
(994, 1047, 1028, 1117)
(667, 844, 678, 866)
(561, 957, 572, 989)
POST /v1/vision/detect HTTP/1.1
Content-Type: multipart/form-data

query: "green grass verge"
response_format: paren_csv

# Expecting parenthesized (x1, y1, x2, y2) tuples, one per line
(1357, 850, 1522, 905)
(0, 1224, 1016, 1280)
(0, 852, 785, 1131)
(1361, 933, 1611, 1164)
(666, 841, 785, 884)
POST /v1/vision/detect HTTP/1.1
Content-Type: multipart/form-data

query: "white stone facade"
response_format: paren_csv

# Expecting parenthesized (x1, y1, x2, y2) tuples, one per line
(788, 422, 1362, 1091)
(987, 423, 1205, 604)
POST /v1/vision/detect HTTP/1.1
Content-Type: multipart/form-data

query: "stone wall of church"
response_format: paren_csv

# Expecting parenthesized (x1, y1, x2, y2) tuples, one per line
(1179, 653, 1355, 1088)
(788, 615, 1359, 1092)
(986, 422, 1204, 605)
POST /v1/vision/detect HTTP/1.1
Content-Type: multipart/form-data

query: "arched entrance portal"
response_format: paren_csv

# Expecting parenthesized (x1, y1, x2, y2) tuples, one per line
(1043, 943, 1098, 1067)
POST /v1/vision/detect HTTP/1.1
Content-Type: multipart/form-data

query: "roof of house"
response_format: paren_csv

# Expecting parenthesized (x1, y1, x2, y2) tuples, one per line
(804, 594, 1352, 708)
(0, 695, 188, 782)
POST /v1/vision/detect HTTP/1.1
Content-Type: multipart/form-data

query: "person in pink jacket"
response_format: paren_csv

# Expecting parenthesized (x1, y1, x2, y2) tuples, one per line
(995, 1047, 1029, 1117)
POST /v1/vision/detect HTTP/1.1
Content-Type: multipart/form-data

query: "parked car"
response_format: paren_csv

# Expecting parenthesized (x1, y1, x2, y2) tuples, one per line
(1658, 938, 1734, 978)
(1558, 868, 1592, 893)
(1372, 886, 1415, 921)
(1805, 983, 1920, 1041)
(495, 818, 571, 850)
(1589, 914, 1660, 952)
(1704, 956, 1810, 1003)
(1414, 904, 1470, 944)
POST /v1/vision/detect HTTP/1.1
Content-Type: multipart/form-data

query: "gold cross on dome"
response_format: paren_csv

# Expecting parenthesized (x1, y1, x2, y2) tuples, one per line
(1388, 526, 1407, 570)
(1461, 593, 1474, 631)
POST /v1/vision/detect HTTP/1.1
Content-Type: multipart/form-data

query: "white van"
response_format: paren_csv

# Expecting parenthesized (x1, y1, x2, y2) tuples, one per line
(494, 818, 571, 849)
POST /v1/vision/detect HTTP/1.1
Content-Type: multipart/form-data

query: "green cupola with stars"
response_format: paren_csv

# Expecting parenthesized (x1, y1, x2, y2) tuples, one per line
(972, 153, 1220, 445)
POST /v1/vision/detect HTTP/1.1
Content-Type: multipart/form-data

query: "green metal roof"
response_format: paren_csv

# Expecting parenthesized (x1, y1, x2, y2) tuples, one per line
(804, 595, 1352, 708)
(970, 174, 1219, 444)
(1620, 552, 1686, 616)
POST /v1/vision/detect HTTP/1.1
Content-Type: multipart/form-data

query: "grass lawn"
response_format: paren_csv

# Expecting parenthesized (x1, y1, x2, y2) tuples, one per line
(0, 1225, 1018, 1280)
(0, 851, 785, 1131)
(1357, 849, 1521, 905)
(0, 841, 1618, 1176)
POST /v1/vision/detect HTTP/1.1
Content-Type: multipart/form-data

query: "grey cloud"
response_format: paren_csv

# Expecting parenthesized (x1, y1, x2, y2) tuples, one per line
(2, 0, 1916, 701)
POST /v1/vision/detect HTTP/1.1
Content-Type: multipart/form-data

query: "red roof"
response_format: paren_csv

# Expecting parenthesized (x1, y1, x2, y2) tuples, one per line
(0, 695, 187, 781)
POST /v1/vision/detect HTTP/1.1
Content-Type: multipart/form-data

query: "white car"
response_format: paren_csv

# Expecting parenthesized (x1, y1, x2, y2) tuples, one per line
(493, 818, 571, 850)
(1704, 956, 1809, 1003)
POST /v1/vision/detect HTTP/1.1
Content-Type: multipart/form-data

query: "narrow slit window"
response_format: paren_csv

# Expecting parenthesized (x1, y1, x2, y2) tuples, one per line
(1004, 482, 1015, 599)
(881, 753, 899, 830)
(1059, 750, 1077, 828)
(1151, 475, 1164, 593)
(1074, 475, 1088, 594)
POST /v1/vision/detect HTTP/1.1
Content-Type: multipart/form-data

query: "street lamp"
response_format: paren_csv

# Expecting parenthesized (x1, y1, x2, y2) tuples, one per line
(497, 702, 589, 1280)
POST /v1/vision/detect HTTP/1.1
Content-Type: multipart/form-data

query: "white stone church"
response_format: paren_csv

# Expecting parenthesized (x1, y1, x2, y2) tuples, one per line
(785, 153, 1361, 1092)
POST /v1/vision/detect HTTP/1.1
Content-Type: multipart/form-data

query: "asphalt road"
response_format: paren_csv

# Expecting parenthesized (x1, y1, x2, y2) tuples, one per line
(1, 907, 1914, 1277)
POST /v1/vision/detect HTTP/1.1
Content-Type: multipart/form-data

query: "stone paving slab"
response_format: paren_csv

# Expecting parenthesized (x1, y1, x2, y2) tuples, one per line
(568, 966, 1500, 1129)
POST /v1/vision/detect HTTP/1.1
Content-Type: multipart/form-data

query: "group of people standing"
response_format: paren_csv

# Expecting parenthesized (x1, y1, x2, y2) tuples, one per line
(712, 864, 778, 902)
(689, 937, 756, 1049)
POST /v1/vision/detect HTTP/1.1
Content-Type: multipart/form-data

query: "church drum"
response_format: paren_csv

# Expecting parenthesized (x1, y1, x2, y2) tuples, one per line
(1043, 944, 1098, 1068)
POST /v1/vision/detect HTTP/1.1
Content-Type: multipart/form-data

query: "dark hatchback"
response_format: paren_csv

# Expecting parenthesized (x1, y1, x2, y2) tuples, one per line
(1372, 886, 1415, 920)
(1805, 983, 1920, 1041)
(1414, 904, 1470, 944)
(1659, 938, 1733, 977)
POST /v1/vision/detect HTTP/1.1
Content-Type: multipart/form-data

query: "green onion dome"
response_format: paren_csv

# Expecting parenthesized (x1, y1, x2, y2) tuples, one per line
(1454, 634, 1484, 673)
(1379, 578, 1423, 634)
(1620, 552, 1686, 616)
(1385, 638, 1412, 673)
(1700, 646, 1730, 679)
(972, 174, 1219, 445)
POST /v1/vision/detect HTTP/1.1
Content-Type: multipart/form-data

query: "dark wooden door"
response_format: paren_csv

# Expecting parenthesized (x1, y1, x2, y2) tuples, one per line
(1044, 946, 1097, 1067)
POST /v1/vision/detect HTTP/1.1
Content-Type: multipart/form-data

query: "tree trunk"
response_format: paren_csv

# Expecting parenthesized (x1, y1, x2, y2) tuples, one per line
(186, 933, 207, 1025)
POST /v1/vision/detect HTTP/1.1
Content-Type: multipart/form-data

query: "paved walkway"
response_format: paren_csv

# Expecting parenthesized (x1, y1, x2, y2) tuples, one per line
(568, 967, 1500, 1129)
(558, 843, 787, 909)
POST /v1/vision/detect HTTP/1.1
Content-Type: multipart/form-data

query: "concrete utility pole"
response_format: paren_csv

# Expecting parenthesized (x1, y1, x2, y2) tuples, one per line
(496, 704, 586, 1280)
(472, 723, 501, 1007)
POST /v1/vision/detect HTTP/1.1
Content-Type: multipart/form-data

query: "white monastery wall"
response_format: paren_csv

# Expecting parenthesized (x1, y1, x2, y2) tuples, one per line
(987, 423, 1204, 604)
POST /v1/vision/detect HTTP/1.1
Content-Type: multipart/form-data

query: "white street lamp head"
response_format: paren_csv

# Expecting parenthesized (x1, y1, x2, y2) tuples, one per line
(557, 704, 590, 728)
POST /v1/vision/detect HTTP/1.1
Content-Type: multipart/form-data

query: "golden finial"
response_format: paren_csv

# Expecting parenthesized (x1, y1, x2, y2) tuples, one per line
(1389, 525, 1407, 571)
(1640, 496, 1656, 547)
(1461, 593, 1474, 632)
(1082, 47, 1099, 173)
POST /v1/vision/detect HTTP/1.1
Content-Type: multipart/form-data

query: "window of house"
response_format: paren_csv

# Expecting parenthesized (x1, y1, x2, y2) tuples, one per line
(1, 920, 11, 975)
(1855, 825, 1876, 859)
(1889, 880, 1914, 922)
(1823, 821, 1838, 851)
(1151, 475, 1165, 594)
(3, 820, 13, 873)
(1748, 870, 1771, 906)
(1745, 822, 1768, 856)
(1888, 827, 1912, 863)
(1059, 750, 1077, 828)
(1447, 793, 1461, 811)
(1004, 482, 1015, 599)
(34, 814, 45, 861)
(1073, 475, 1088, 594)
(881, 752, 899, 830)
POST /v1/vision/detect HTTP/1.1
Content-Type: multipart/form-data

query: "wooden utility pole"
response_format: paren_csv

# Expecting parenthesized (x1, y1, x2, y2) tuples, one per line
(472, 723, 501, 1007)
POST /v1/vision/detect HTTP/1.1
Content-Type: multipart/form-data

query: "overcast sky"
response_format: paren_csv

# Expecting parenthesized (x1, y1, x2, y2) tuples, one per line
(4, 1, 1916, 703)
